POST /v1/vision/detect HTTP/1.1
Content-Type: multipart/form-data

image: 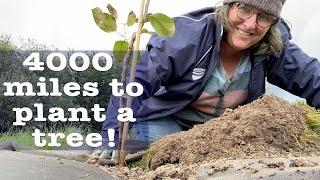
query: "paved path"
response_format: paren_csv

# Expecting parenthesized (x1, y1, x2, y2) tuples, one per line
(0, 150, 114, 180)
(2, 148, 320, 179)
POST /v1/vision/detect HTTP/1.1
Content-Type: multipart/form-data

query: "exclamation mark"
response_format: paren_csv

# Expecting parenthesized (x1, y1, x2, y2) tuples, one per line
(108, 129, 115, 147)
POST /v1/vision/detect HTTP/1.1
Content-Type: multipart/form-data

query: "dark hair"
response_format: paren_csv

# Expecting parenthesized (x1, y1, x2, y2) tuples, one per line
(215, 3, 284, 54)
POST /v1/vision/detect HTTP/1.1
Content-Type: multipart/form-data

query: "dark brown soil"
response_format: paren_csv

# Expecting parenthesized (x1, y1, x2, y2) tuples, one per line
(150, 95, 320, 168)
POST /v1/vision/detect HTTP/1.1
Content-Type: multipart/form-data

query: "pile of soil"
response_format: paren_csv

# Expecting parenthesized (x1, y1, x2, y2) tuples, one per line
(102, 95, 320, 179)
(150, 95, 320, 168)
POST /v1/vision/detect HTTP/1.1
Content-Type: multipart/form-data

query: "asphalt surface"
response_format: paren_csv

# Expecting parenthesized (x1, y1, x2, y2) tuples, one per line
(2, 149, 320, 179)
(0, 150, 114, 180)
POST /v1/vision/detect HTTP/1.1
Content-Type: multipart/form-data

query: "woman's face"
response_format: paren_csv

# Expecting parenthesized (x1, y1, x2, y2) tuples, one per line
(225, 4, 271, 51)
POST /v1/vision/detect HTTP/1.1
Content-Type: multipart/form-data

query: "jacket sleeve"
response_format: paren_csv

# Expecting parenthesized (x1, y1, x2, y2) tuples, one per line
(101, 37, 175, 140)
(101, 16, 206, 139)
(267, 37, 320, 109)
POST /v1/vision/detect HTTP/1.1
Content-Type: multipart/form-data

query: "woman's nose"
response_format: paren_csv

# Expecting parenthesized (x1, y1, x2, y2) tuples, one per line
(243, 14, 258, 30)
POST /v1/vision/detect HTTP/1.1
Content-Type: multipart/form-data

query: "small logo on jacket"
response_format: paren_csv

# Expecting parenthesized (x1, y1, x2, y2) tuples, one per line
(192, 68, 205, 80)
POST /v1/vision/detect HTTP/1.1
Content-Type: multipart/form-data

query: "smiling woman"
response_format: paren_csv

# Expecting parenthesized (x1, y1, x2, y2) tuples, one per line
(223, 3, 276, 52)
(218, 1, 283, 78)
(101, 0, 320, 151)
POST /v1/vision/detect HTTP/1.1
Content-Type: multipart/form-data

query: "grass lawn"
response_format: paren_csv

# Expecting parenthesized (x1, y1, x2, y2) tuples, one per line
(296, 102, 320, 139)
(0, 127, 85, 150)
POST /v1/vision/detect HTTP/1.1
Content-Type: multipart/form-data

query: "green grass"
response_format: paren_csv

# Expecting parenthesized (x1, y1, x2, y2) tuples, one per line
(0, 126, 85, 150)
(127, 151, 154, 170)
(0, 131, 38, 148)
(296, 102, 320, 140)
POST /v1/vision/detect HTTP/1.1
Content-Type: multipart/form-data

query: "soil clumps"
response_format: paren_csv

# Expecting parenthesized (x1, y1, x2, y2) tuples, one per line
(102, 95, 320, 179)
(150, 95, 320, 168)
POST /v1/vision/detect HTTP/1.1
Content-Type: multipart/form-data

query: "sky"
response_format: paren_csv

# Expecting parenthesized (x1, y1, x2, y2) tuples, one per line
(0, 0, 320, 57)
(0, 0, 319, 102)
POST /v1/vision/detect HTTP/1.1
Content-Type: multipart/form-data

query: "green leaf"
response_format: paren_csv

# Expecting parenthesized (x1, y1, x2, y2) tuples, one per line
(92, 7, 117, 32)
(127, 11, 137, 26)
(113, 40, 129, 61)
(141, 28, 152, 35)
(147, 13, 175, 37)
(107, 4, 118, 20)
(144, 13, 152, 22)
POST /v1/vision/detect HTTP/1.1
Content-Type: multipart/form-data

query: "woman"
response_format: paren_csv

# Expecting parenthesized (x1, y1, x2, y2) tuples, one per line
(102, 0, 320, 148)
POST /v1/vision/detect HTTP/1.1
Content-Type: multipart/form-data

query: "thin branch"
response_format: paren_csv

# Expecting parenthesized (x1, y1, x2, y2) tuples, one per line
(119, 0, 147, 167)
(143, 0, 150, 21)
(118, 33, 136, 160)
(116, 30, 126, 39)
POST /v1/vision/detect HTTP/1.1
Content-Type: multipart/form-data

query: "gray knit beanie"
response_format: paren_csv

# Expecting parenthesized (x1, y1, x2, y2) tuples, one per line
(224, 0, 286, 18)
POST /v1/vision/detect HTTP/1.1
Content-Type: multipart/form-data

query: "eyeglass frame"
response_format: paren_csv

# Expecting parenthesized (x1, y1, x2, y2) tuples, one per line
(232, 3, 280, 28)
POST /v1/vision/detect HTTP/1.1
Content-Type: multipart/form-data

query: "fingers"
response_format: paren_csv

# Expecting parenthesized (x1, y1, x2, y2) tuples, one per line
(86, 149, 115, 165)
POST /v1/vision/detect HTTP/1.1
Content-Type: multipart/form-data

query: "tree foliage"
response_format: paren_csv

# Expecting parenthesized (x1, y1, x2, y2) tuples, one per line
(0, 36, 122, 133)
(91, 3, 175, 62)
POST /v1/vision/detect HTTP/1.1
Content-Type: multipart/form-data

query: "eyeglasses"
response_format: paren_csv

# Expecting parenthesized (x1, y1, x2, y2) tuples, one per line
(233, 3, 279, 28)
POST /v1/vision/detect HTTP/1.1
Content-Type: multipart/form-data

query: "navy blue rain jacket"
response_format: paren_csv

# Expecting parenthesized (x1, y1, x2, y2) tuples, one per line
(102, 7, 320, 138)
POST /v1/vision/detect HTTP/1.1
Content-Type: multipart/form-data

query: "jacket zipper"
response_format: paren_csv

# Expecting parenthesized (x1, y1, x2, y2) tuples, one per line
(247, 55, 267, 103)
